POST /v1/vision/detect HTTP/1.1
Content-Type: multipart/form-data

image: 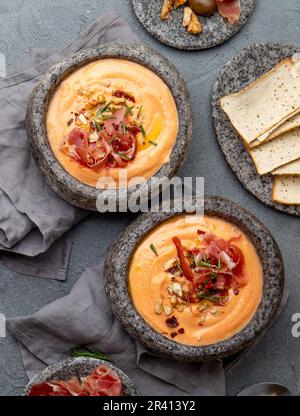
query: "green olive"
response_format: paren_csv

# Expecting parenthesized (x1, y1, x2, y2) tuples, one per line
(188, 0, 217, 16)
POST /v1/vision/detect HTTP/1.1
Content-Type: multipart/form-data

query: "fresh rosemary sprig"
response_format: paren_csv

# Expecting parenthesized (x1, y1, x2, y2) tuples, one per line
(70, 348, 111, 362)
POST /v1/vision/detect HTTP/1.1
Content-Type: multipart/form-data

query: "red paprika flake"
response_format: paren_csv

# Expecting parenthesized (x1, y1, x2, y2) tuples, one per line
(113, 90, 136, 103)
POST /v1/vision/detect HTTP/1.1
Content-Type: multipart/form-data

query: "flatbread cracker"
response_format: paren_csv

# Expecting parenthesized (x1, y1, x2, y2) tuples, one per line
(250, 127, 300, 175)
(273, 175, 300, 204)
(221, 56, 300, 145)
(272, 158, 300, 175)
(251, 112, 300, 148)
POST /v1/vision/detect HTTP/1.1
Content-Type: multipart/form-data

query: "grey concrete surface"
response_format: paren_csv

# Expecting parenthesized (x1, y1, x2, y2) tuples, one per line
(0, 0, 299, 396)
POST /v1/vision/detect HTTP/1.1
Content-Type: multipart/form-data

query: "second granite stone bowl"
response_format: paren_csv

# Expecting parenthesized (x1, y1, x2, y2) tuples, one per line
(104, 196, 285, 361)
(24, 357, 137, 396)
(26, 43, 192, 211)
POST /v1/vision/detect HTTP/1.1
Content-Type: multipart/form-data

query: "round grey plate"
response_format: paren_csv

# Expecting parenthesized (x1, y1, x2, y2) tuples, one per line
(24, 357, 137, 396)
(26, 43, 192, 211)
(132, 0, 256, 50)
(104, 196, 284, 362)
(212, 43, 300, 217)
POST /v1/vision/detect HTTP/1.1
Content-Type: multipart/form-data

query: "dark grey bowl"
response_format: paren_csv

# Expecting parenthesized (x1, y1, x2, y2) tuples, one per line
(24, 357, 137, 396)
(26, 43, 192, 211)
(104, 196, 285, 361)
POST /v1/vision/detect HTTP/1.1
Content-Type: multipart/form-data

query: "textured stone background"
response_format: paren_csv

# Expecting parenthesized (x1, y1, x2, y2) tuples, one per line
(0, 0, 299, 396)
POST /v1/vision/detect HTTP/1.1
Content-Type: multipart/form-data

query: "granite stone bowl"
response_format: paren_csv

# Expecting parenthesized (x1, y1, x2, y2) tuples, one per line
(26, 43, 192, 211)
(132, 0, 256, 50)
(24, 357, 137, 396)
(104, 196, 285, 361)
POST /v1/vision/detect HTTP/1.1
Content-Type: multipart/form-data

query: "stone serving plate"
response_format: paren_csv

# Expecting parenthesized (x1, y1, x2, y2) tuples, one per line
(24, 357, 137, 396)
(132, 0, 256, 50)
(212, 43, 300, 217)
(26, 43, 192, 211)
(104, 196, 284, 361)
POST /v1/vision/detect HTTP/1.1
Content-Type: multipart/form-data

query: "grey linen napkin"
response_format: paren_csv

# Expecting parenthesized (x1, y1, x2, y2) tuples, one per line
(7, 264, 226, 396)
(0, 12, 138, 281)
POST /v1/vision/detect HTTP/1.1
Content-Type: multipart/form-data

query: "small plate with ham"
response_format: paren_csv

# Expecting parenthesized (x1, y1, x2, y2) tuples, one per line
(24, 357, 137, 397)
(132, 0, 256, 50)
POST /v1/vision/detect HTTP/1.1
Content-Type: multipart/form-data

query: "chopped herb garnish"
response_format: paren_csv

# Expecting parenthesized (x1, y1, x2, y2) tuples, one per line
(139, 125, 146, 137)
(96, 101, 112, 118)
(137, 106, 143, 119)
(94, 120, 103, 131)
(218, 257, 222, 271)
(101, 115, 116, 121)
(121, 121, 128, 134)
(70, 348, 111, 362)
(199, 260, 212, 268)
(197, 294, 220, 302)
(148, 140, 157, 146)
(125, 104, 134, 116)
(150, 243, 159, 257)
(117, 152, 131, 160)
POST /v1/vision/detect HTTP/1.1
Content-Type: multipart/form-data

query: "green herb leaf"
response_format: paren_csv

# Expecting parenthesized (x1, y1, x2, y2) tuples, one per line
(70, 348, 111, 362)
(121, 122, 128, 134)
(148, 140, 157, 146)
(93, 120, 103, 131)
(101, 115, 116, 121)
(139, 125, 146, 137)
(197, 294, 220, 302)
(198, 260, 212, 268)
(96, 101, 112, 118)
(137, 106, 143, 119)
(117, 152, 131, 160)
(218, 257, 222, 271)
(150, 243, 159, 257)
(125, 104, 134, 116)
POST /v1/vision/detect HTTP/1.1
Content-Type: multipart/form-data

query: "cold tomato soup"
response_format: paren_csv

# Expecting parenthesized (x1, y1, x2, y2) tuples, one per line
(46, 59, 179, 188)
(128, 215, 263, 346)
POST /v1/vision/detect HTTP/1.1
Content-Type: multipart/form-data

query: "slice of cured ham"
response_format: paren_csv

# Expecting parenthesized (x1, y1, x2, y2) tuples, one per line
(28, 365, 124, 396)
(216, 0, 241, 24)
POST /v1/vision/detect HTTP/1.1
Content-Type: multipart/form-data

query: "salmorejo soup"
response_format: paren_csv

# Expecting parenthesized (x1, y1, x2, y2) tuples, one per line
(46, 59, 179, 188)
(128, 215, 263, 346)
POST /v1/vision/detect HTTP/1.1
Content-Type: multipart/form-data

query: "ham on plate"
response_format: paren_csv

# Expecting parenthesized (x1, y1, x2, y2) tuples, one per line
(216, 0, 241, 24)
(28, 365, 124, 396)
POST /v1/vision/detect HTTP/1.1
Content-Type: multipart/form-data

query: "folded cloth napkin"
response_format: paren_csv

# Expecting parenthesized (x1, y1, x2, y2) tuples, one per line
(7, 263, 288, 396)
(0, 12, 138, 281)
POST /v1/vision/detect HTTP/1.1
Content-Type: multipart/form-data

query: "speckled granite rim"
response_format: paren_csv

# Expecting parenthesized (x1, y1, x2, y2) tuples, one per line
(132, 0, 256, 50)
(26, 43, 192, 211)
(212, 43, 300, 217)
(104, 196, 284, 362)
(23, 357, 137, 396)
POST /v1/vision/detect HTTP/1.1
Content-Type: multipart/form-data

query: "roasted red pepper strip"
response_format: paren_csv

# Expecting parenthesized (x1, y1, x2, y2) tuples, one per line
(172, 236, 194, 282)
